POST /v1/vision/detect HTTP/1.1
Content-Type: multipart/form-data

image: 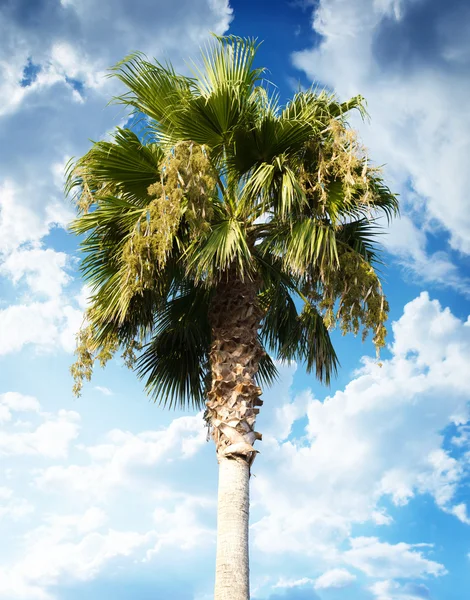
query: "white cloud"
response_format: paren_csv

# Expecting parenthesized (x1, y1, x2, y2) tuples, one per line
(314, 568, 356, 589)
(292, 0, 470, 285)
(0, 486, 214, 600)
(36, 413, 207, 498)
(0, 487, 34, 521)
(274, 577, 314, 589)
(251, 292, 469, 580)
(0, 184, 81, 360)
(449, 503, 470, 525)
(148, 491, 215, 558)
(0, 248, 71, 298)
(0, 393, 80, 459)
(0, 392, 40, 423)
(75, 284, 92, 311)
(381, 216, 470, 295)
(0, 410, 80, 459)
(370, 579, 432, 600)
(0, 0, 232, 116)
(0, 408, 214, 600)
(0, 299, 83, 356)
(0, 181, 71, 257)
(94, 386, 113, 396)
(0, 507, 151, 600)
(344, 537, 445, 579)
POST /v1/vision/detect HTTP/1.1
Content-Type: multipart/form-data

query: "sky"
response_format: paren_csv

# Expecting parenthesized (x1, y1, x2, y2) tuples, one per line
(0, 0, 469, 599)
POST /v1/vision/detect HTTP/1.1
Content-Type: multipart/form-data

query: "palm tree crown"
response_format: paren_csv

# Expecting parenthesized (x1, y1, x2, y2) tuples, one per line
(68, 35, 398, 409)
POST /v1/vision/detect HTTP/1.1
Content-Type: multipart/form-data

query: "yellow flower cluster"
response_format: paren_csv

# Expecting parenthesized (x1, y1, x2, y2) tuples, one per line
(71, 143, 217, 396)
(300, 118, 379, 220)
(122, 142, 216, 295)
(319, 251, 389, 355)
(70, 320, 142, 397)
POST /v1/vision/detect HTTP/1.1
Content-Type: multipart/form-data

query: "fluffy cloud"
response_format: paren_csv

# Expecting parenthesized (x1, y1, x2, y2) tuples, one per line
(0, 248, 71, 299)
(251, 292, 469, 580)
(344, 537, 445, 579)
(149, 491, 215, 557)
(0, 507, 151, 600)
(292, 0, 470, 286)
(0, 0, 232, 116)
(0, 408, 213, 600)
(370, 580, 431, 600)
(36, 413, 207, 498)
(0, 487, 34, 521)
(0, 492, 213, 600)
(314, 568, 356, 589)
(0, 392, 40, 423)
(0, 299, 83, 356)
(0, 0, 232, 360)
(0, 392, 80, 459)
(0, 181, 72, 257)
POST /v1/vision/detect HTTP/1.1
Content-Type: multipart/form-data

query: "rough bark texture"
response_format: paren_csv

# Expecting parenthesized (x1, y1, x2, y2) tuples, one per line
(207, 276, 264, 600)
(214, 457, 250, 600)
(206, 277, 264, 463)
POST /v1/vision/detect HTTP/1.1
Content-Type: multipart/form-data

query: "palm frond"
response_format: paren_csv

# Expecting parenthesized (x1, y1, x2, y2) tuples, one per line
(256, 349, 279, 387)
(367, 173, 400, 223)
(259, 279, 300, 358)
(111, 53, 193, 139)
(137, 285, 211, 409)
(260, 218, 339, 276)
(294, 301, 339, 384)
(186, 218, 253, 282)
(66, 129, 163, 210)
(191, 35, 264, 98)
(260, 278, 338, 385)
(336, 218, 383, 264)
(229, 115, 312, 176)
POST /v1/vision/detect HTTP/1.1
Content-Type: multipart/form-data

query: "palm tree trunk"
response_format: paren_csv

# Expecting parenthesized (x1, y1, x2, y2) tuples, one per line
(206, 276, 264, 600)
(215, 456, 250, 599)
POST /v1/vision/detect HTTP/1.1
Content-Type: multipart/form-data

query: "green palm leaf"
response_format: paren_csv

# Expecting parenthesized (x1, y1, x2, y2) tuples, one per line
(136, 285, 211, 409)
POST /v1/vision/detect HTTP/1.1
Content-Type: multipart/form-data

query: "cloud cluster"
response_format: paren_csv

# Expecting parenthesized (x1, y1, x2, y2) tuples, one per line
(1, 292, 467, 599)
(314, 568, 356, 590)
(251, 292, 469, 593)
(0, 507, 151, 600)
(35, 413, 208, 498)
(0, 392, 80, 459)
(370, 579, 431, 600)
(0, 0, 232, 359)
(293, 0, 470, 288)
(0, 394, 213, 600)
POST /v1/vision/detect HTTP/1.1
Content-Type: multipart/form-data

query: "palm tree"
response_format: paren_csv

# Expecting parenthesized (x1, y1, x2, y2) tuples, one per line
(67, 36, 398, 600)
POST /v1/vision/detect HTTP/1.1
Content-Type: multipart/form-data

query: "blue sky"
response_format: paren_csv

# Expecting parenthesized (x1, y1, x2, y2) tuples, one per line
(0, 1, 469, 599)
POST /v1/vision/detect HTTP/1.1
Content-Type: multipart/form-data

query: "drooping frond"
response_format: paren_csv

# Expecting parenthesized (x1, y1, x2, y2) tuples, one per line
(336, 218, 383, 264)
(259, 277, 339, 384)
(136, 285, 211, 409)
(256, 350, 279, 388)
